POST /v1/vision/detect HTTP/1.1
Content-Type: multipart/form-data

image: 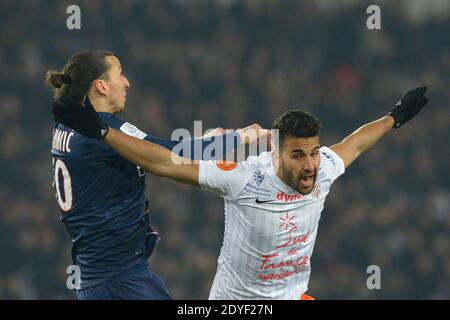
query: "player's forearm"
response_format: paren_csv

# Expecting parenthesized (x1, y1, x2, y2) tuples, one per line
(104, 128, 178, 176)
(104, 128, 200, 186)
(344, 115, 394, 155)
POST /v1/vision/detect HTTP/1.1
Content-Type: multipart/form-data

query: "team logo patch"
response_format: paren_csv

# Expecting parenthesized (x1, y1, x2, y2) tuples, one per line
(216, 161, 237, 171)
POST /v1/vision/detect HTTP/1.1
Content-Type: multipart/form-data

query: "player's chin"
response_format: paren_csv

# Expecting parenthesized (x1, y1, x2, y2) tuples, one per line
(117, 102, 126, 112)
(296, 178, 316, 195)
(297, 185, 315, 195)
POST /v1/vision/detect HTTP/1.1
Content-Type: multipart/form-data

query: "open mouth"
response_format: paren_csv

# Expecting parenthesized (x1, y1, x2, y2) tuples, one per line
(298, 174, 314, 189)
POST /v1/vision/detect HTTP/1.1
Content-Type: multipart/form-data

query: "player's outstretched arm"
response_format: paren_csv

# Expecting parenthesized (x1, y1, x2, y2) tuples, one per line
(145, 124, 265, 161)
(330, 115, 394, 168)
(330, 86, 428, 168)
(104, 128, 200, 186)
(52, 96, 200, 186)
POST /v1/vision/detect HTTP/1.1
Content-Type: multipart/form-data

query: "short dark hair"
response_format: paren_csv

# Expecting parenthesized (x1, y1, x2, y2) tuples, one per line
(45, 50, 114, 101)
(272, 110, 321, 146)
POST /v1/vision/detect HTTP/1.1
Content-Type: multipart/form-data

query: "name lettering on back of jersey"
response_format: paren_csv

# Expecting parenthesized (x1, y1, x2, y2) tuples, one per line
(52, 128, 74, 153)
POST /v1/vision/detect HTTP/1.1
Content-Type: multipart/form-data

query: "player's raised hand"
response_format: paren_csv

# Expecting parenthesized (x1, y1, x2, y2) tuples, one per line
(388, 86, 428, 128)
(236, 124, 272, 150)
(52, 96, 109, 139)
(201, 127, 226, 138)
(236, 124, 259, 144)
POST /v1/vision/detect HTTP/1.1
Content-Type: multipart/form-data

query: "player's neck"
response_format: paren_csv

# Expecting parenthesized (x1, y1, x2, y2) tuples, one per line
(88, 96, 114, 113)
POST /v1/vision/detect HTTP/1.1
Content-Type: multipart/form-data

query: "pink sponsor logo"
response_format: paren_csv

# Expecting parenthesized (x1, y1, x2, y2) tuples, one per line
(276, 191, 304, 202)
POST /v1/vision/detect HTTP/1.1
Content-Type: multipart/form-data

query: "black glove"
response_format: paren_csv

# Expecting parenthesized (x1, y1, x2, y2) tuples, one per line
(52, 96, 109, 139)
(388, 86, 428, 129)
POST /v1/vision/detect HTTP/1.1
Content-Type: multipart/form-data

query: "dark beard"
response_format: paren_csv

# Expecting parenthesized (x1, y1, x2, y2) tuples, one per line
(283, 165, 317, 195)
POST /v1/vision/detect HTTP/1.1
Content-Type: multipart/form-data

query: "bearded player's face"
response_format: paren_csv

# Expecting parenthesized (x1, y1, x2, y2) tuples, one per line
(278, 135, 321, 195)
(102, 56, 130, 113)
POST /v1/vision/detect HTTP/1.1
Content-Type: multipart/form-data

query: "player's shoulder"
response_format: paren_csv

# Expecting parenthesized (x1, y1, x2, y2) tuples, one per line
(202, 152, 272, 182)
(236, 151, 274, 175)
(246, 151, 273, 167)
(199, 152, 273, 200)
(319, 146, 338, 167)
(201, 152, 272, 177)
(318, 146, 345, 182)
(98, 112, 125, 129)
(99, 113, 147, 139)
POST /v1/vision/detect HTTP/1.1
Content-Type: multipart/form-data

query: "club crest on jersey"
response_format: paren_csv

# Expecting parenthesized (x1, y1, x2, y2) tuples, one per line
(216, 160, 237, 171)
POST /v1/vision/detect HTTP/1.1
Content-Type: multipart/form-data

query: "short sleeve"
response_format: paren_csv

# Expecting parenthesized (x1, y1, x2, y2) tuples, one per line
(198, 160, 252, 201)
(319, 146, 345, 183)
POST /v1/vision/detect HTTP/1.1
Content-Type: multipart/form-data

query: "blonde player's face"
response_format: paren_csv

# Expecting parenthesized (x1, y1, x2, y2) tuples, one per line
(278, 135, 321, 195)
(103, 56, 130, 113)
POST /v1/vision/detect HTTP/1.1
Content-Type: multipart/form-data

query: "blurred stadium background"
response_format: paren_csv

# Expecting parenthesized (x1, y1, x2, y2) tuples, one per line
(0, 0, 449, 299)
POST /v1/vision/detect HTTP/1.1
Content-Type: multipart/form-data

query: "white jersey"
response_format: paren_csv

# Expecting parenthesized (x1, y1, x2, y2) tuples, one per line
(198, 146, 345, 300)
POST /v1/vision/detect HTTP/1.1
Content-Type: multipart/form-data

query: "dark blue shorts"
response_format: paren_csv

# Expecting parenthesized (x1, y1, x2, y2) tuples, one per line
(76, 268, 172, 300)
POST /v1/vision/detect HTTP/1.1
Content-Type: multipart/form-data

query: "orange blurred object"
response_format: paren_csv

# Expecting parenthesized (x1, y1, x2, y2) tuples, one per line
(300, 294, 315, 300)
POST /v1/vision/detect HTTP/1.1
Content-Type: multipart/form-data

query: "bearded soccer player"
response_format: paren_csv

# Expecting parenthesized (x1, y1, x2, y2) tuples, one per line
(52, 86, 428, 299)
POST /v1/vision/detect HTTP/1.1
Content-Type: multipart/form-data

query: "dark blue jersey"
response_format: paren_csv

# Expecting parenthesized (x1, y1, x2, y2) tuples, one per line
(51, 112, 240, 289)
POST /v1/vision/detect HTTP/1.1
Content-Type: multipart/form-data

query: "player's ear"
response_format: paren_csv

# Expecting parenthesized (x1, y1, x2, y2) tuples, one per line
(93, 79, 108, 96)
